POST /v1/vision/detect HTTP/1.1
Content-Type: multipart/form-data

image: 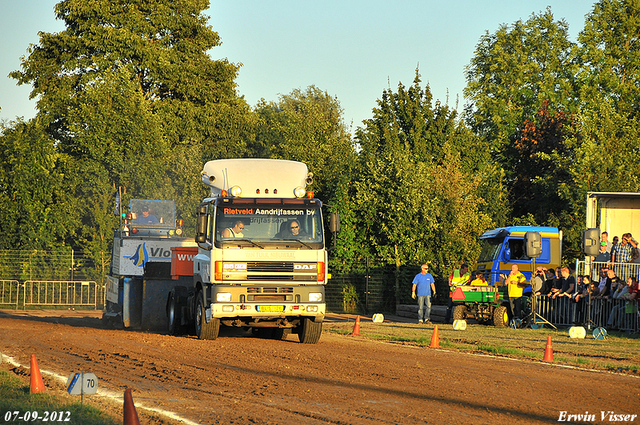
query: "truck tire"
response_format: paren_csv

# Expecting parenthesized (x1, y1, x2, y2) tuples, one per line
(195, 291, 220, 340)
(298, 317, 322, 344)
(453, 305, 468, 321)
(493, 305, 509, 327)
(167, 290, 184, 336)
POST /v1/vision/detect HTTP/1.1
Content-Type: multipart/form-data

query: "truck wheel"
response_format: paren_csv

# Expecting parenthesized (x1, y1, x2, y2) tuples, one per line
(195, 291, 220, 340)
(453, 305, 468, 321)
(493, 306, 509, 327)
(298, 318, 322, 344)
(167, 291, 184, 336)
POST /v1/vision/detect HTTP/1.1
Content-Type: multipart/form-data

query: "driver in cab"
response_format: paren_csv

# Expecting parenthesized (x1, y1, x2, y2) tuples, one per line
(222, 220, 245, 238)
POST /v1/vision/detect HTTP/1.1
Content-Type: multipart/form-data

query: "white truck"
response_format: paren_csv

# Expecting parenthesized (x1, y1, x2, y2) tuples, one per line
(167, 158, 338, 343)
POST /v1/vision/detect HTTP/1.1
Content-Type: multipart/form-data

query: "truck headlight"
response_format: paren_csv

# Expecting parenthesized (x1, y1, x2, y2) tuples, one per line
(216, 293, 232, 302)
(309, 292, 323, 302)
(294, 186, 306, 198)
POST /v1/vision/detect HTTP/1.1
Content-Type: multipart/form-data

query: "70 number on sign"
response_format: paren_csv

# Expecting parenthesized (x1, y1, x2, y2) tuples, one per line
(66, 372, 98, 396)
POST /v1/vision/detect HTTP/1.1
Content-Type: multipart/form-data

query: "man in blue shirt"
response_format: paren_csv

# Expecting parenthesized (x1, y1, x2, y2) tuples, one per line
(135, 205, 159, 225)
(412, 264, 436, 324)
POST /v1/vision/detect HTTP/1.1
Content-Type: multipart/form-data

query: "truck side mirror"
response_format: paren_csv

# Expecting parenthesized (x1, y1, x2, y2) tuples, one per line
(503, 248, 511, 262)
(195, 206, 208, 243)
(329, 212, 340, 233)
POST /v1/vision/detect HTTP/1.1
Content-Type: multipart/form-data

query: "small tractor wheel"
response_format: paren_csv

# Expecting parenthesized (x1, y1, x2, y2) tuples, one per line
(493, 305, 509, 327)
(453, 305, 468, 321)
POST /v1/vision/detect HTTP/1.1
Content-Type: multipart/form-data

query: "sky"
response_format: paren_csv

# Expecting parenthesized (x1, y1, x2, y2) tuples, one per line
(1, 1, 595, 132)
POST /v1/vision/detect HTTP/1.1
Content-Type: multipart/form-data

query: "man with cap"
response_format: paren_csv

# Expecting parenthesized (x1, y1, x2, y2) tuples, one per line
(136, 205, 159, 224)
(594, 240, 611, 263)
(412, 264, 436, 324)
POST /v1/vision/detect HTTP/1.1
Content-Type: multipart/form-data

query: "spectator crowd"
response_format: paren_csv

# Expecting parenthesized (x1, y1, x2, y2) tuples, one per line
(531, 231, 639, 329)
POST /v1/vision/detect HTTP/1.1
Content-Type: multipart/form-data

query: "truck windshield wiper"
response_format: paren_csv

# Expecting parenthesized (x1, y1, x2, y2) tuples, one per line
(273, 238, 313, 249)
(223, 239, 264, 249)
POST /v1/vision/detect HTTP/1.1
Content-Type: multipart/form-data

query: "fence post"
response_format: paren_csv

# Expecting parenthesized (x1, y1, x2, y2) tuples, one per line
(365, 257, 370, 313)
(71, 249, 74, 282)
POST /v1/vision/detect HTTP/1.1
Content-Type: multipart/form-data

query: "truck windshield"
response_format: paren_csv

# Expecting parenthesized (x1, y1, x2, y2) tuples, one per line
(214, 199, 324, 249)
(477, 238, 503, 262)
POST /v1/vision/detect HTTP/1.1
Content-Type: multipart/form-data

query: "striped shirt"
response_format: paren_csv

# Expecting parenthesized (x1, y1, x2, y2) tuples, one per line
(612, 243, 632, 263)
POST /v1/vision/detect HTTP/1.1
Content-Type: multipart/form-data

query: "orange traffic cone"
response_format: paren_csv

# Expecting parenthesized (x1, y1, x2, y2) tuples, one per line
(30, 354, 45, 394)
(543, 336, 553, 362)
(429, 325, 440, 348)
(351, 316, 361, 336)
(123, 388, 140, 425)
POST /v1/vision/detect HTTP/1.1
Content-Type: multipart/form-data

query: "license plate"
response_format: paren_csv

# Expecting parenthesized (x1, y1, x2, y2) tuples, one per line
(257, 305, 285, 312)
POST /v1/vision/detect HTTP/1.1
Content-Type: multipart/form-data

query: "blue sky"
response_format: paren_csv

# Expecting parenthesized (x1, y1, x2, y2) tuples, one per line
(2, 1, 594, 132)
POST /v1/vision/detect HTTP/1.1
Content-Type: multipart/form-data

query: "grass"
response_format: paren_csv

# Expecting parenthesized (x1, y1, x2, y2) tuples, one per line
(323, 319, 640, 375)
(0, 369, 118, 425)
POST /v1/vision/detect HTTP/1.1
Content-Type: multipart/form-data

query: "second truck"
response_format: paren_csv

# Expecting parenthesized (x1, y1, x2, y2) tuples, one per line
(167, 158, 336, 343)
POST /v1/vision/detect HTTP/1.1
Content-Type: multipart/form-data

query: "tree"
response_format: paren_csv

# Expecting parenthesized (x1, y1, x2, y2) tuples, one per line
(550, 0, 640, 258)
(577, 0, 640, 119)
(9, 0, 253, 244)
(0, 119, 70, 249)
(463, 7, 591, 250)
(464, 8, 579, 162)
(344, 72, 492, 279)
(509, 100, 579, 223)
(253, 86, 356, 203)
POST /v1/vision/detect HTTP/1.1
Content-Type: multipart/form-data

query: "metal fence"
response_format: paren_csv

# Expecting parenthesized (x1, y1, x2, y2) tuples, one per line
(0, 280, 19, 307)
(23, 281, 98, 307)
(532, 295, 639, 332)
(578, 260, 640, 283)
(563, 259, 640, 332)
(326, 258, 450, 314)
(0, 250, 107, 309)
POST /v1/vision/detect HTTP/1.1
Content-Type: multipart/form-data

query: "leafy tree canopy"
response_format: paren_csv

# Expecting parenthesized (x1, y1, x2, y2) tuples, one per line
(8, 0, 254, 249)
(344, 72, 493, 277)
(577, 0, 640, 118)
(253, 86, 356, 203)
(464, 8, 579, 159)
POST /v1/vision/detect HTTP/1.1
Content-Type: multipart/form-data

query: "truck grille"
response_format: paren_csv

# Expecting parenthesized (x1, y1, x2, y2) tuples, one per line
(222, 261, 318, 282)
(253, 295, 286, 301)
(247, 287, 294, 294)
(247, 262, 293, 272)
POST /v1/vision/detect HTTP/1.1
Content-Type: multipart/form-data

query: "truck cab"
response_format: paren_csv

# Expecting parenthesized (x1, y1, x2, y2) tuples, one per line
(475, 226, 562, 285)
(168, 158, 333, 344)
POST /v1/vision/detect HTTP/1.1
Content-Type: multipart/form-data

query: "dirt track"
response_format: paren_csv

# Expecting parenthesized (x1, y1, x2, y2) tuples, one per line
(0, 310, 638, 425)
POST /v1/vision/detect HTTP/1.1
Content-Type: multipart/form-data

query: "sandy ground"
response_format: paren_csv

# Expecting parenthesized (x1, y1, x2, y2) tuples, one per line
(0, 309, 638, 425)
